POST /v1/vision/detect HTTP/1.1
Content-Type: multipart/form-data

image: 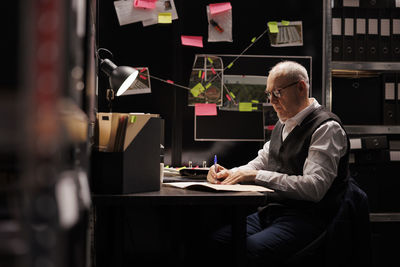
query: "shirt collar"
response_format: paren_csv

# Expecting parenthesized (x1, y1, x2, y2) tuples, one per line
(280, 98, 320, 126)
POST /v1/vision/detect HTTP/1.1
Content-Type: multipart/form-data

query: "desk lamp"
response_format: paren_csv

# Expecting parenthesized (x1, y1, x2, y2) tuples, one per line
(98, 48, 139, 111)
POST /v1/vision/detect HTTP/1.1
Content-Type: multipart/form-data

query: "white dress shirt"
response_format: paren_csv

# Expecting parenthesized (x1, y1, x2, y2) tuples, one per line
(233, 98, 348, 202)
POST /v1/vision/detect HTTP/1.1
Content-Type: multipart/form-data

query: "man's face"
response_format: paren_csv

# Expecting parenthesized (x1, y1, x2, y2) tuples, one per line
(266, 75, 302, 121)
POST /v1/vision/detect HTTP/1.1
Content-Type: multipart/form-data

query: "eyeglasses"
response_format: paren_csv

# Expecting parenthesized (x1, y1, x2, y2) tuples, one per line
(265, 80, 299, 99)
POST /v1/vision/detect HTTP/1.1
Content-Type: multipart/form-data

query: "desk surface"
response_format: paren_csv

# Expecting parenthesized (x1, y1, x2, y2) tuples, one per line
(92, 184, 267, 206)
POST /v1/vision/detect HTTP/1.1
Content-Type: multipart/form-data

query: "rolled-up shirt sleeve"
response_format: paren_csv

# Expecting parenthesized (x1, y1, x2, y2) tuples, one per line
(233, 121, 347, 202)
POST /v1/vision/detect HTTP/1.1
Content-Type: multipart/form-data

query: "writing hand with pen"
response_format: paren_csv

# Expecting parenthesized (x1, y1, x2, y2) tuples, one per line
(207, 163, 258, 185)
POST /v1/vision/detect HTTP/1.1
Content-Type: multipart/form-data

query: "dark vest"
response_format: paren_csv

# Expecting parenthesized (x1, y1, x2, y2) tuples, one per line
(267, 106, 350, 219)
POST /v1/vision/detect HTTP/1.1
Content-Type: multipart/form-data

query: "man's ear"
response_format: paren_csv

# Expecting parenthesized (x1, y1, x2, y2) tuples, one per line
(298, 80, 308, 96)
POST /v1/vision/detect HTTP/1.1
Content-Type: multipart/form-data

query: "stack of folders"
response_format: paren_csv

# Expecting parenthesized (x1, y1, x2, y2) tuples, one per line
(332, 0, 400, 61)
(96, 112, 160, 152)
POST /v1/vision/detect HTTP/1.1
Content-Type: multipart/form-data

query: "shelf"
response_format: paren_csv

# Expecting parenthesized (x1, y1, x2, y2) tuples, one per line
(332, 61, 400, 71)
(344, 125, 400, 135)
(370, 213, 400, 222)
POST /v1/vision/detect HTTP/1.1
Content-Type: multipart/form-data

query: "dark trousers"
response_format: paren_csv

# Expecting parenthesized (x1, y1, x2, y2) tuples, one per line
(208, 205, 327, 266)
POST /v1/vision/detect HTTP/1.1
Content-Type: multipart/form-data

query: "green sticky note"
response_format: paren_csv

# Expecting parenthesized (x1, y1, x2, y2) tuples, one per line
(281, 20, 290, 26)
(158, 12, 172, 24)
(130, 115, 136, 123)
(191, 83, 205, 97)
(268, 21, 279, 33)
(205, 83, 212, 89)
(239, 102, 253, 112)
(229, 92, 236, 99)
(251, 100, 259, 103)
(251, 37, 256, 43)
(207, 57, 213, 64)
(227, 62, 234, 69)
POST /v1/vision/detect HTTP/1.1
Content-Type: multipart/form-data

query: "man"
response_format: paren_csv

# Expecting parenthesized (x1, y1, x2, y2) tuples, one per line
(207, 61, 350, 265)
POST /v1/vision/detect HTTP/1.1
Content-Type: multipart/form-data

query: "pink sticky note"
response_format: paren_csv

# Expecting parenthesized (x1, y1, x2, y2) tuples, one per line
(181, 35, 203, 48)
(225, 93, 231, 101)
(195, 103, 217, 116)
(134, 0, 156, 9)
(211, 67, 216, 74)
(209, 2, 232, 15)
(166, 80, 174, 84)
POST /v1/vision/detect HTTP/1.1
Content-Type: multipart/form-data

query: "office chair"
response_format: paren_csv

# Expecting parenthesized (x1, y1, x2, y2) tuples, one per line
(282, 176, 372, 267)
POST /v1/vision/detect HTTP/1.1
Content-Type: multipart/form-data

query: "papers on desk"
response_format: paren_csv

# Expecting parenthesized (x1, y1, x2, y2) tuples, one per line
(165, 182, 273, 192)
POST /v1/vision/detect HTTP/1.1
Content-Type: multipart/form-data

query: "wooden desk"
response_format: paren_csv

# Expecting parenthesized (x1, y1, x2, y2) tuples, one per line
(92, 185, 266, 267)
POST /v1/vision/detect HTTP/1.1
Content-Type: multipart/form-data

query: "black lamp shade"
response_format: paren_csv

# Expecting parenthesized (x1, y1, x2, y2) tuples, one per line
(100, 58, 139, 96)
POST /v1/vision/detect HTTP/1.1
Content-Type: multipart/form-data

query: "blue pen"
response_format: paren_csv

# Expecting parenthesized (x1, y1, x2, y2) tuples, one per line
(214, 154, 218, 174)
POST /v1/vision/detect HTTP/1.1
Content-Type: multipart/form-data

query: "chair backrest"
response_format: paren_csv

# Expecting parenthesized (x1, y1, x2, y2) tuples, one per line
(324, 177, 372, 267)
(284, 177, 372, 267)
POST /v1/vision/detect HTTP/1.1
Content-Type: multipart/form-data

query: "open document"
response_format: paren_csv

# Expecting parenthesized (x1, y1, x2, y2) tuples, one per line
(165, 182, 273, 192)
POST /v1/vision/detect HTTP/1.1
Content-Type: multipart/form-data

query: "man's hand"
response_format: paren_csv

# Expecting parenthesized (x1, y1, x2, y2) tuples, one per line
(220, 169, 258, 185)
(207, 164, 230, 184)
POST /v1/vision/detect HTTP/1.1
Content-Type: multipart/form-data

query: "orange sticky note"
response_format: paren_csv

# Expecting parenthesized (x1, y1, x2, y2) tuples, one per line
(134, 0, 156, 9)
(195, 103, 217, 116)
(181, 35, 203, 48)
(209, 2, 232, 15)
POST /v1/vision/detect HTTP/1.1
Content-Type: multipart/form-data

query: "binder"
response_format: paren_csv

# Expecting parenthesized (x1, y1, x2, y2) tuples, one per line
(366, 8, 379, 61)
(97, 113, 112, 151)
(382, 73, 396, 125)
(332, 0, 343, 8)
(355, 8, 367, 61)
(397, 73, 400, 124)
(360, 0, 379, 8)
(342, 0, 359, 7)
(343, 7, 356, 60)
(391, 8, 400, 61)
(332, 6, 343, 61)
(379, 8, 391, 61)
(332, 75, 381, 125)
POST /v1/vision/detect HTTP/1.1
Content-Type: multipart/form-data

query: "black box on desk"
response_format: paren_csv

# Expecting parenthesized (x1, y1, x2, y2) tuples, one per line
(91, 115, 163, 194)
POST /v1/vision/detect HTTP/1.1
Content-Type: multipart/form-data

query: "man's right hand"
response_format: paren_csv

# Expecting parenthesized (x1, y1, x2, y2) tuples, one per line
(207, 164, 230, 184)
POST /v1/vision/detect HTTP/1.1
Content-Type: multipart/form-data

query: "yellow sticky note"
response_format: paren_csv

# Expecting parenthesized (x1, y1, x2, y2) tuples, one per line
(130, 115, 137, 123)
(227, 62, 234, 69)
(198, 70, 202, 78)
(205, 83, 212, 89)
(239, 102, 253, 112)
(281, 20, 290, 26)
(251, 37, 256, 43)
(229, 92, 236, 99)
(268, 21, 279, 33)
(252, 107, 258, 110)
(158, 13, 172, 24)
(191, 83, 205, 97)
(251, 100, 259, 103)
(208, 57, 214, 64)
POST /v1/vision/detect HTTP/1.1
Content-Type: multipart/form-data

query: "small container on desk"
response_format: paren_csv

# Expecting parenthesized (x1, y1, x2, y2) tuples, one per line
(91, 113, 163, 194)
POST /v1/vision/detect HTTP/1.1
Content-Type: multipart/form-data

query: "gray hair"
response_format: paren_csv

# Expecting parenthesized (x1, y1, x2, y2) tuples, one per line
(268, 61, 309, 89)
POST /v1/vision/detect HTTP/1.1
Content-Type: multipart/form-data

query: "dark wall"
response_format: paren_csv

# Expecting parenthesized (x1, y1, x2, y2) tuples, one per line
(97, 0, 324, 167)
